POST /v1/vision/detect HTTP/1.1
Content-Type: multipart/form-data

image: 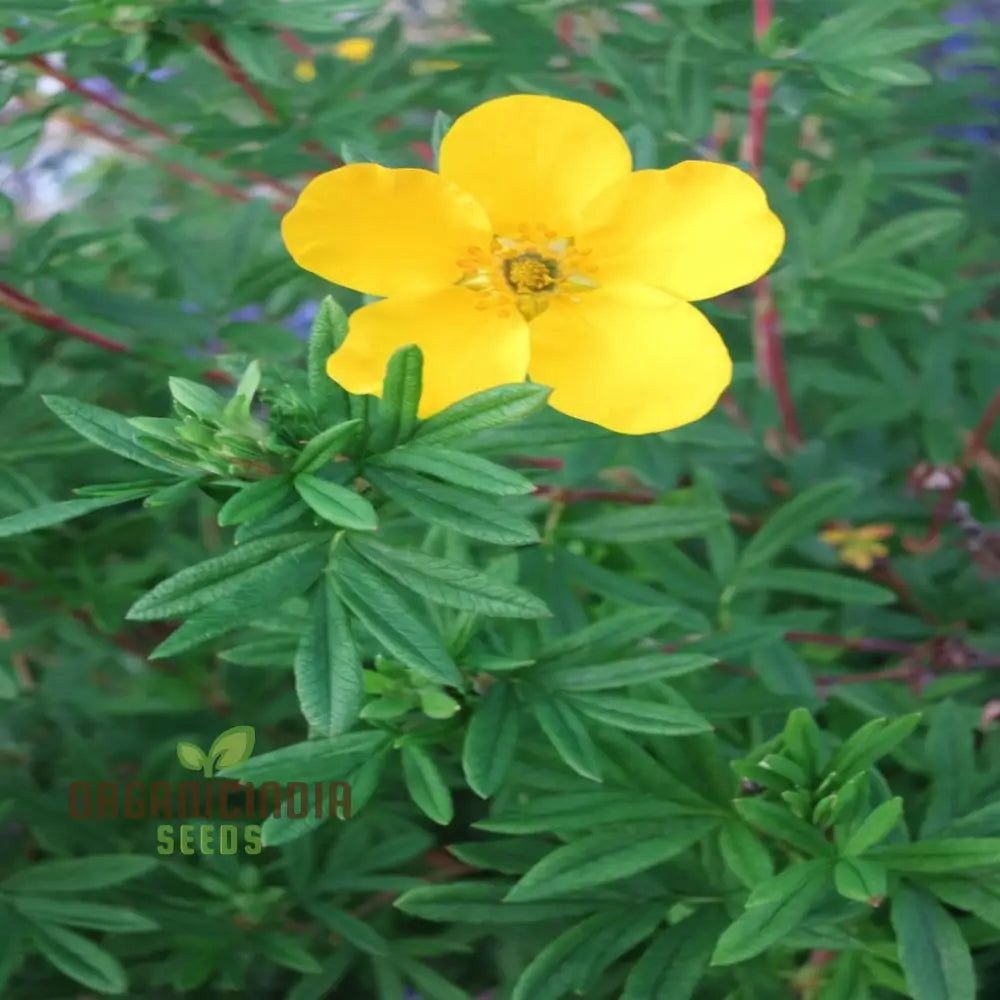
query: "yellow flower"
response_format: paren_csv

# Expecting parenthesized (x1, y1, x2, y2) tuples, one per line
(281, 94, 785, 434)
(333, 37, 375, 63)
(293, 59, 317, 83)
(819, 524, 895, 571)
(410, 59, 462, 75)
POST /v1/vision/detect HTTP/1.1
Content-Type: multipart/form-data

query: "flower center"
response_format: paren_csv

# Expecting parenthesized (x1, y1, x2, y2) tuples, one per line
(504, 253, 558, 293)
(455, 223, 599, 321)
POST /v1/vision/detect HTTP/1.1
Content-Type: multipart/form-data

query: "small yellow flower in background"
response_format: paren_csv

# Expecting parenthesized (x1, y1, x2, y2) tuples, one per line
(333, 36, 375, 63)
(819, 524, 895, 571)
(281, 94, 785, 434)
(410, 58, 462, 76)
(293, 59, 317, 83)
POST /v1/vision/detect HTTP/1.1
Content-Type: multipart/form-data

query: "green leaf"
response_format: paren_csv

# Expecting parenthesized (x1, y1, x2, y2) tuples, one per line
(43, 395, 186, 474)
(843, 798, 904, 855)
(853, 60, 932, 87)
(176, 741, 206, 771)
(168, 377, 225, 420)
(530, 697, 602, 782)
(827, 714, 922, 785)
(309, 904, 388, 956)
(797, 0, 909, 59)
(829, 262, 945, 301)
(562, 504, 727, 543)
(737, 478, 862, 570)
(890, 884, 976, 1000)
(292, 420, 362, 475)
(540, 608, 680, 665)
(476, 791, 694, 836)
(834, 858, 887, 904)
(348, 536, 549, 618)
(400, 743, 453, 825)
(719, 821, 774, 888)
(923, 700, 976, 837)
(568, 692, 713, 736)
(332, 547, 460, 685)
(869, 838, 1000, 873)
(370, 345, 422, 451)
(294, 575, 364, 737)
(734, 798, 832, 857)
(371, 445, 534, 495)
(294, 474, 377, 531)
(710, 861, 832, 966)
(0, 493, 147, 539)
(462, 681, 519, 798)
(622, 908, 725, 1000)
(511, 904, 664, 1000)
(127, 531, 322, 620)
(783, 707, 826, 778)
(505, 820, 715, 902)
(2, 855, 156, 893)
(209, 725, 255, 769)
(839, 209, 964, 265)
(28, 923, 127, 995)
(738, 568, 895, 605)
(366, 468, 538, 545)
(414, 383, 552, 444)
(149, 545, 326, 658)
(217, 475, 293, 526)
(395, 881, 597, 925)
(543, 652, 717, 691)
(10, 898, 158, 933)
(307, 296, 351, 414)
(218, 731, 390, 785)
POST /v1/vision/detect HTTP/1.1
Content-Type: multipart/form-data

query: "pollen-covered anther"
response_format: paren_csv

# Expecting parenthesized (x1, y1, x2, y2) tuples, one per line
(504, 253, 558, 293)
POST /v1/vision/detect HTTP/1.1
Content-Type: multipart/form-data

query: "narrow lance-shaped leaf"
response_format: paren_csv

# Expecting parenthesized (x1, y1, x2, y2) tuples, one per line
(463, 681, 520, 798)
(294, 474, 377, 531)
(401, 743, 453, 825)
(348, 535, 550, 619)
(370, 344, 422, 451)
(331, 545, 460, 685)
(294, 574, 364, 737)
(42, 395, 187, 474)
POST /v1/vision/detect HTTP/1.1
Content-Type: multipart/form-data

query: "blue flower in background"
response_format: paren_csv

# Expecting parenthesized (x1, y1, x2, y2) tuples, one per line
(282, 300, 319, 339)
(80, 76, 119, 102)
(229, 304, 265, 323)
(935, 1, 1000, 143)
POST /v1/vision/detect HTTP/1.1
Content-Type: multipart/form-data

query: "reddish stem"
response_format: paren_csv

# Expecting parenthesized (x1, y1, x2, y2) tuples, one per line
(784, 632, 914, 654)
(741, 1, 802, 450)
(63, 113, 280, 212)
(4, 29, 295, 201)
(0, 281, 233, 385)
(189, 26, 280, 121)
(533, 485, 657, 504)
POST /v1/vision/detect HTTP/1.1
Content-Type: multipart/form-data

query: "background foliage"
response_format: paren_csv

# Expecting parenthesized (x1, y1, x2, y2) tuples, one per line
(2, 1, 1000, 998)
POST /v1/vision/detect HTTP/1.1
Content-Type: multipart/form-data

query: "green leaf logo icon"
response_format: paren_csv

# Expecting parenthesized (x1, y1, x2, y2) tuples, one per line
(176, 726, 255, 777)
(209, 725, 255, 771)
(176, 741, 207, 772)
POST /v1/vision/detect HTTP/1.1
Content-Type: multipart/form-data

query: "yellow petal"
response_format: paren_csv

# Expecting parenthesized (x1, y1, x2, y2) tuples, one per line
(526, 285, 732, 435)
(579, 162, 785, 301)
(334, 37, 375, 63)
(854, 524, 895, 541)
(326, 287, 530, 416)
(293, 60, 317, 83)
(281, 164, 492, 298)
(819, 529, 852, 545)
(437, 95, 632, 236)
